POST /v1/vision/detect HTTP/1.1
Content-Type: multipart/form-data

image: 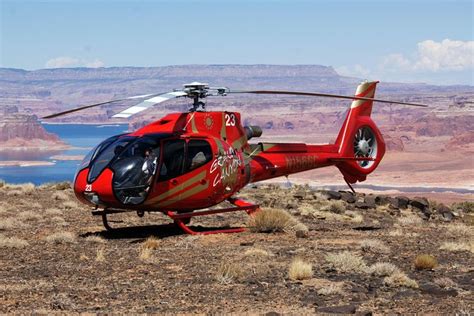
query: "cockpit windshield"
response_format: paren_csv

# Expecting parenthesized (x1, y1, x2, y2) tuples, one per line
(87, 136, 136, 183)
(111, 136, 162, 204)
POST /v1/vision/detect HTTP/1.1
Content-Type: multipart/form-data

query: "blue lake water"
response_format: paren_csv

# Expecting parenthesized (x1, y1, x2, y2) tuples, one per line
(0, 124, 129, 184)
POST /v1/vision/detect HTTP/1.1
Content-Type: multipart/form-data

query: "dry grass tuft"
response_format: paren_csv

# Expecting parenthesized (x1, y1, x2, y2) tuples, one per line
(46, 232, 76, 244)
(5, 183, 36, 194)
(360, 239, 390, 254)
(96, 248, 106, 262)
(248, 208, 305, 233)
(18, 211, 42, 221)
(368, 262, 400, 277)
(141, 236, 160, 250)
(384, 271, 418, 288)
(84, 235, 106, 244)
(0, 234, 29, 248)
(216, 261, 244, 284)
(398, 214, 423, 226)
(345, 210, 364, 223)
(61, 201, 78, 210)
(445, 223, 473, 237)
(288, 258, 313, 280)
(317, 283, 344, 296)
(0, 217, 27, 230)
(325, 251, 368, 273)
(323, 200, 346, 214)
(51, 216, 68, 226)
(414, 254, 438, 270)
(243, 248, 271, 257)
(439, 241, 474, 253)
(434, 277, 457, 289)
(6, 190, 23, 197)
(45, 208, 63, 216)
(52, 191, 69, 201)
(139, 247, 153, 262)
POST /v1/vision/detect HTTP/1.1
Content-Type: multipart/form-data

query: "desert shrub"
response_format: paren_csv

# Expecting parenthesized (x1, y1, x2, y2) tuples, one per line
(345, 210, 363, 223)
(451, 201, 474, 213)
(141, 236, 160, 250)
(84, 235, 106, 244)
(288, 258, 313, 280)
(323, 200, 346, 214)
(52, 191, 69, 201)
(61, 201, 78, 210)
(397, 214, 423, 226)
(434, 277, 457, 289)
(325, 251, 368, 273)
(384, 271, 418, 288)
(360, 239, 390, 254)
(54, 182, 72, 190)
(0, 234, 29, 248)
(45, 208, 63, 216)
(440, 241, 473, 253)
(317, 283, 343, 296)
(216, 261, 244, 284)
(414, 254, 437, 270)
(445, 223, 473, 237)
(6, 190, 23, 197)
(248, 208, 305, 233)
(139, 247, 153, 262)
(0, 179, 5, 188)
(0, 218, 26, 230)
(368, 262, 400, 277)
(243, 248, 271, 257)
(18, 211, 42, 221)
(46, 232, 76, 244)
(96, 248, 106, 262)
(51, 216, 68, 226)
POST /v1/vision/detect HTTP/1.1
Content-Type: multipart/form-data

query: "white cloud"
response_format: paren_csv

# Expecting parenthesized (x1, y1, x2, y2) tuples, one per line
(380, 39, 474, 72)
(45, 56, 80, 68)
(85, 59, 105, 68)
(336, 39, 474, 84)
(45, 56, 105, 68)
(335, 64, 372, 79)
(414, 39, 473, 71)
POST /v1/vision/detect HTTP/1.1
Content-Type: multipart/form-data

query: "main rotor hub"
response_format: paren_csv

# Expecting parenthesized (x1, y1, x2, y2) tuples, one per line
(178, 82, 228, 112)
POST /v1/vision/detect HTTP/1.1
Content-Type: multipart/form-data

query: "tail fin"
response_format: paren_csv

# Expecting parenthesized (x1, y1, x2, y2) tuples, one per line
(334, 81, 386, 184)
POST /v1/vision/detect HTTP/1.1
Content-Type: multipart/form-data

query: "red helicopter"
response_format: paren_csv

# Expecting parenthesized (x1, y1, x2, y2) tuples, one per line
(44, 81, 427, 234)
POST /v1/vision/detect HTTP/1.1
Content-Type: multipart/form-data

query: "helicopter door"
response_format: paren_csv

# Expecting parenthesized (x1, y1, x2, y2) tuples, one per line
(147, 139, 213, 209)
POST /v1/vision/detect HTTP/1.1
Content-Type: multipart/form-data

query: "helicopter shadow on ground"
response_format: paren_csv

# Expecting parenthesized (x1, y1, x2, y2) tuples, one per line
(80, 222, 238, 241)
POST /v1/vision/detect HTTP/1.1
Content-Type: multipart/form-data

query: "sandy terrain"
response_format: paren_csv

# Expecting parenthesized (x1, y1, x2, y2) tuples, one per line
(1, 182, 473, 314)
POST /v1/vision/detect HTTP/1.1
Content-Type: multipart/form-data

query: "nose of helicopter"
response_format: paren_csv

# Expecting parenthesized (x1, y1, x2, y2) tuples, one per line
(74, 167, 117, 207)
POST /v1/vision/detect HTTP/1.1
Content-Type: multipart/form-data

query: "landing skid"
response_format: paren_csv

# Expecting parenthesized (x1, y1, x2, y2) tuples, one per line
(166, 198, 260, 235)
(91, 198, 260, 235)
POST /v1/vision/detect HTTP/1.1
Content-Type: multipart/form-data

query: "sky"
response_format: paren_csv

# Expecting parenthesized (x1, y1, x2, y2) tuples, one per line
(1, 0, 473, 85)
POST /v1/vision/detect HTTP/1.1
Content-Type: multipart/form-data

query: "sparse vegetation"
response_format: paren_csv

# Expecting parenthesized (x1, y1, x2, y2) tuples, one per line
(0, 217, 27, 230)
(384, 271, 418, 288)
(445, 223, 473, 237)
(451, 201, 474, 213)
(317, 283, 343, 296)
(360, 239, 390, 254)
(84, 235, 106, 244)
(141, 236, 160, 250)
(18, 211, 43, 221)
(61, 201, 78, 210)
(216, 261, 244, 284)
(52, 191, 69, 201)
(368, 262, 400, 277)
(96, 248, 106, 262)
(323, 200, 346, 214)
(45, 208, 63, 216)
(248, 208, 304, 233)
(414, 254, 438, 270)
(139, 247, 153, 262)
(288, 258, 313, 280)
(398, 214, 423, 226)
(243, 248, 271, 257)
(325, 251, 368, 273)
(0, 234, 29, 248)
(46, 232, 76, 244)
(440, 241, 474, 253)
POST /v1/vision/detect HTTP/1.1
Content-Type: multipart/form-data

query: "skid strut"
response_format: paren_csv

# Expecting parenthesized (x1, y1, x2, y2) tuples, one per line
(166, 198, 260, 235)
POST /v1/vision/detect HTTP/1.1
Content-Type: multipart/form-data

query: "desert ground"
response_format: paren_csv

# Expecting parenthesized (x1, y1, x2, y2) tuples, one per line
(1, 181, 473, 314)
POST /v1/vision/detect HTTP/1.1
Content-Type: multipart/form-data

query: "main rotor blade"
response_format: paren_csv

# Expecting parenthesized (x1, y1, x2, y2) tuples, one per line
(229, 90, 428, 107)
(112, 91, 187, 118)
(41, 92, 165, 119)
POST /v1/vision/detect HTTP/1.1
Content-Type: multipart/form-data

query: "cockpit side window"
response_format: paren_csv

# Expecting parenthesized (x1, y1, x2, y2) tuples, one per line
(159, 139, 185, 181)
(185, 140, 213, 172)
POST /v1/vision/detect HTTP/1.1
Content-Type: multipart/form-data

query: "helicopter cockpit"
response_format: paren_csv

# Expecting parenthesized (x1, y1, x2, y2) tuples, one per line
(78, 133, 213, 205)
